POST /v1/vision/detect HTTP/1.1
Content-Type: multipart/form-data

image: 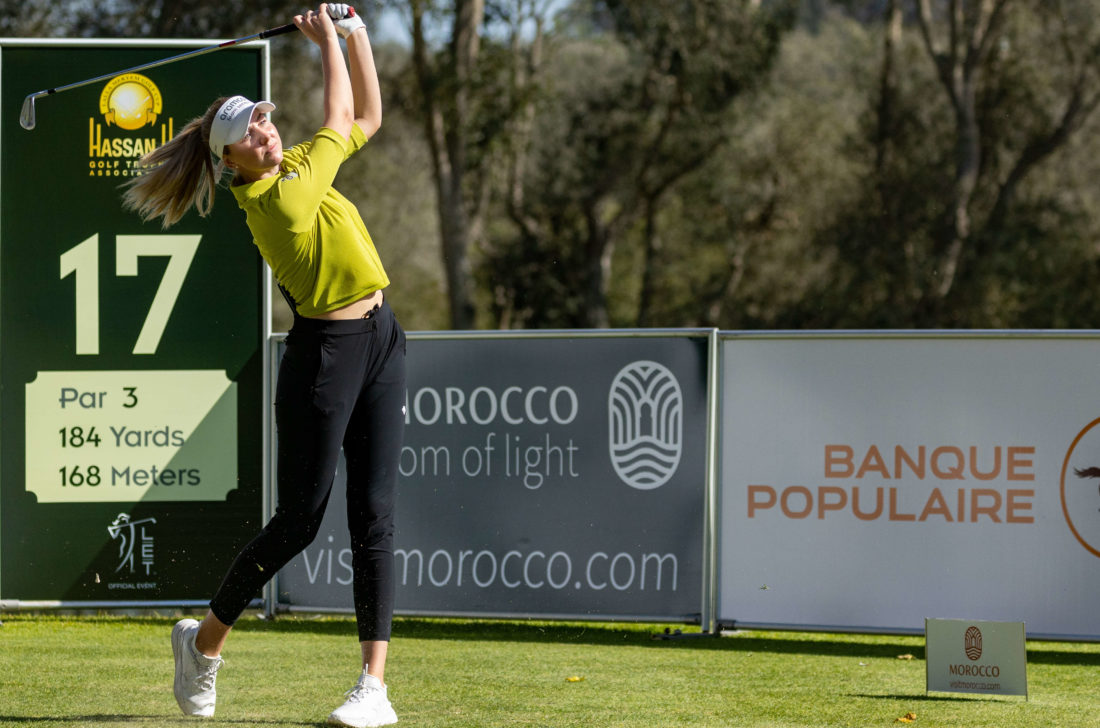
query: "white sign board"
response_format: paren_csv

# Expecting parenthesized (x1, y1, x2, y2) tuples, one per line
(718, 335, 1100, 639)
(926, 618, 1027, 697)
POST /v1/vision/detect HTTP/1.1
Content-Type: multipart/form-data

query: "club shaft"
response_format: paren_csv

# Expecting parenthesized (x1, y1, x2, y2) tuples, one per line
(32, 22, 297, 100)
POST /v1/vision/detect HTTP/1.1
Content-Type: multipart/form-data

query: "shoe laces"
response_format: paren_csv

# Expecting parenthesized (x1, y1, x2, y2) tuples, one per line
(344, 678, 380, 704)
(194, 656, 224, 692)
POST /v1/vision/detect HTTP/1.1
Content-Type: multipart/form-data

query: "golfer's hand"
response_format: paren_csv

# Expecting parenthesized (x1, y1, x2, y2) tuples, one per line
(326, 3, 365, 38)
(294, 5, 339, 44)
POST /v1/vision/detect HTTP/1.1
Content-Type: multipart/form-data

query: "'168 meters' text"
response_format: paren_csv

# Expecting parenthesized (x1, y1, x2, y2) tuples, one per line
(56, 385, 202, 488)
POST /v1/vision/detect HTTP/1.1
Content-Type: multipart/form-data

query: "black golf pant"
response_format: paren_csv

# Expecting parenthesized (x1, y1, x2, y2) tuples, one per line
(210, 302, 406, 642)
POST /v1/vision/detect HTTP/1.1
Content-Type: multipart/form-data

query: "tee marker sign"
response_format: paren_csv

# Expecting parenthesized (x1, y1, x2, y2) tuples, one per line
(925, 618, 1027, 699)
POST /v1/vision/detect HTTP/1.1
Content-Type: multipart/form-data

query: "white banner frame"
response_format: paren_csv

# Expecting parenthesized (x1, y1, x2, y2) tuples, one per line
(716, 331, 1100, 641)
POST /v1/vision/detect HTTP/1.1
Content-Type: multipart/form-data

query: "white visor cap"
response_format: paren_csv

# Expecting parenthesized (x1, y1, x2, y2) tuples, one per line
(209, 95, 276, 157)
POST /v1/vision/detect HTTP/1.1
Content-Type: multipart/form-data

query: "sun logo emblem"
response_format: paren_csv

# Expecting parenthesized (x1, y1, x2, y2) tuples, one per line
(100, 73, 162, 130)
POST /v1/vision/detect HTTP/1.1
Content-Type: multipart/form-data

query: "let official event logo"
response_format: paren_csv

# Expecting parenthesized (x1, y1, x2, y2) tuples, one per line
(89, 73, 174, 178)
(1060, 417, 1100, 558)
(107, 513, 156, 575)
(964, 625, 983, 661)
(608, 361, 683, 490)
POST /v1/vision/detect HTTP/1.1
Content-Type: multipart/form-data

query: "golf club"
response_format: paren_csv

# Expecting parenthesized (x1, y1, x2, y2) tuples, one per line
(19, 21, 300, 131)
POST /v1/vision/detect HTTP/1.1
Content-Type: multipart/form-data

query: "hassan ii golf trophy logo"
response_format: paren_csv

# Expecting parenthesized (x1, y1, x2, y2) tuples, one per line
(1060, 416, 1100, 559)
(608, 361, 683, 491)
(89, 73, 174, 178)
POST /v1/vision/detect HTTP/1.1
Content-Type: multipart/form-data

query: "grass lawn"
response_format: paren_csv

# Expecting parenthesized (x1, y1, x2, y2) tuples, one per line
(0, 613, 1097, 727)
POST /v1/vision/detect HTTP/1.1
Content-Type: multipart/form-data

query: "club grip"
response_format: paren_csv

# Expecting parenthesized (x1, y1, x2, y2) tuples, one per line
(258, 22, 299, 39)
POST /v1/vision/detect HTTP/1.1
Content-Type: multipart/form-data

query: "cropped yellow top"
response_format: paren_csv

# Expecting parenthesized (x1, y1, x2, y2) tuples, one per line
(231, 124, 389, 317)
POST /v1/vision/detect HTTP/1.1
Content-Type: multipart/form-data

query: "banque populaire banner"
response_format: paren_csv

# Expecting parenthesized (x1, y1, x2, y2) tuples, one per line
(719, 334, 1100, 639)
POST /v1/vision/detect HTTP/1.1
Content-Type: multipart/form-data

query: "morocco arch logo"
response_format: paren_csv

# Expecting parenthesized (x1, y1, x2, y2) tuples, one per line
(1059, 417, 1100, 559)
(964, 626, 983, 661)
(608, 361, 683, 490)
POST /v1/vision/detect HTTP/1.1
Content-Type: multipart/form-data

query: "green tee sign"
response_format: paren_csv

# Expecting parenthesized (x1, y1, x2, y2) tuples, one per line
(1, 41, 268, 604)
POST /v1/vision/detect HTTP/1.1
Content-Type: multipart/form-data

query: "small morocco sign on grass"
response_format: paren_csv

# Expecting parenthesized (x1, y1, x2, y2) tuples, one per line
(925, 618, 1028, 699)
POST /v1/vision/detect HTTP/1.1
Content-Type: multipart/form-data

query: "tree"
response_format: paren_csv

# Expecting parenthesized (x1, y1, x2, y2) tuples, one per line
(484, 0, 793, 328)
(913, 0, 1010, 303)
(913, 0, 1100, 318)
(795, 0, 1100, 328)
(0, 1, 66, 37)
(649, 14, 876, 329)
(397, 0, 555, 329)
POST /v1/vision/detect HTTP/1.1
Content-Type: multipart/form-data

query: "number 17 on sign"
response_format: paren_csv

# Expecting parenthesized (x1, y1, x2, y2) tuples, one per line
(59, 233, 199, 355)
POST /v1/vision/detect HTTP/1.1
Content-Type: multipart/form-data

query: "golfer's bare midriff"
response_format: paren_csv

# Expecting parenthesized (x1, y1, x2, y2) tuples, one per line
(308, 290, 384, 320)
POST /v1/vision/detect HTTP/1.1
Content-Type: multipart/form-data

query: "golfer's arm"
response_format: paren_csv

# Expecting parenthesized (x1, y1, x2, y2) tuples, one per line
(321, 34, 355, 138)
(345, 27, 382, 138)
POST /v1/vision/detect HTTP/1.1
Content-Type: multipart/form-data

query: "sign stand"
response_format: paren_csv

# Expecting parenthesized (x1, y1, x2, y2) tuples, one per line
(926, 618, 1028, 699)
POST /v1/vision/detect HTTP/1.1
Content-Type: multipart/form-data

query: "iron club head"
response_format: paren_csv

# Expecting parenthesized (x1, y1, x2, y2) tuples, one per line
(19, 93, 37, 130)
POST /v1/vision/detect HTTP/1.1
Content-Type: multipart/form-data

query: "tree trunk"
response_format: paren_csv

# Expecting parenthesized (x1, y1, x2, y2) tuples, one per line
(937, 86, 979, 299)
(637, 199, 660, 327)
(409, 0, 482, 330)
(582, 204, 612, 328)
(914, 0, 1010, 306)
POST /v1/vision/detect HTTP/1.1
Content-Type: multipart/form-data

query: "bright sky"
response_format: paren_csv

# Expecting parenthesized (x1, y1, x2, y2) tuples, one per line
(368, 1, 568, 45)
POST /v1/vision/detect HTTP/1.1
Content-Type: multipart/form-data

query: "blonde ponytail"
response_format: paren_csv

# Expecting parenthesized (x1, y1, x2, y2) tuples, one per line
(121, 97, 230, 228)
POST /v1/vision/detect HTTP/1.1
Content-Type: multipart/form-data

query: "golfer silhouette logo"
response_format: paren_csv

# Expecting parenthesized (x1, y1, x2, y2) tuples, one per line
(1060, 417, 1100, 559)
(608, 361, 683, 490)
(964, 626, 983, 661)
(100, 73, 162, 130)
(107, 512, 157, 574)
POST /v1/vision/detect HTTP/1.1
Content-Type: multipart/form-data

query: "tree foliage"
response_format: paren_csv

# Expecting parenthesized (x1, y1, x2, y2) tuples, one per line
(478, 0, 794, 328)
(803, 0, 1100, 328)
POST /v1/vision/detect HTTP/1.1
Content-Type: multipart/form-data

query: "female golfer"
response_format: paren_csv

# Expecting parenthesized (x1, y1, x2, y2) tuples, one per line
(123, 5, 403, 727)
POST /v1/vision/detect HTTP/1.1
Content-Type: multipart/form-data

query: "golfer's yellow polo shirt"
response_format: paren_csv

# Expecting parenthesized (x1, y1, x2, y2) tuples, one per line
(231, 124, 389, 318)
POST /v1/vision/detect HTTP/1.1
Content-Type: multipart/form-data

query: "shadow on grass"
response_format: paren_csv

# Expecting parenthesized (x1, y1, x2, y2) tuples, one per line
(0, 716, 320, 726)
(846, 693, 1022, 703)
(11, 613, 1100, 667)
(237, 617, 1100, 667)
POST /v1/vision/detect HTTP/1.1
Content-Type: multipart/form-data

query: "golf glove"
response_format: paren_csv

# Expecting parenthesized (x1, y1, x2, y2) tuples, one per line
(326, 3, 365, 38)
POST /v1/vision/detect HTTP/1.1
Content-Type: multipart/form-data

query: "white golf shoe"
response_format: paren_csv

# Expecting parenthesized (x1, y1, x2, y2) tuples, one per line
(327, 670, 398, 727)
(171, 618, 224, 717)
